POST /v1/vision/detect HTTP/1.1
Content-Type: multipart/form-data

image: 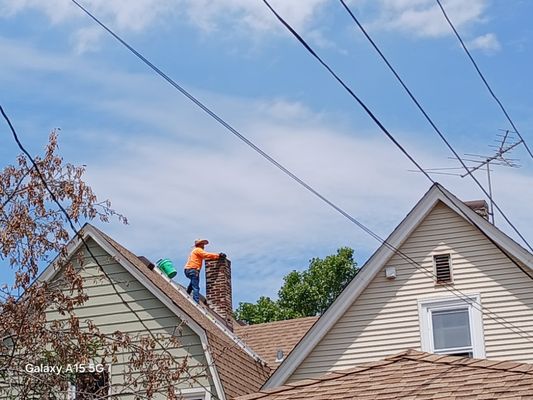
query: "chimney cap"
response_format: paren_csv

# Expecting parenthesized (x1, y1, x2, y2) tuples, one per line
(464, 200, 490, 221)
(464, 200, 488, 209)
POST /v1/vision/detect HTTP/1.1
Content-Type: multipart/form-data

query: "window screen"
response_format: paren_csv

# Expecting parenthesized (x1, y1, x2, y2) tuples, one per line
(432, 308, 472, 351)
(419, 295, 484, 358)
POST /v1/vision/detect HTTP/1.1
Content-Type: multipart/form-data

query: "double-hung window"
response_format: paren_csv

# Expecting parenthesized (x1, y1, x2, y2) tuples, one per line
(418, 294, 485, 358)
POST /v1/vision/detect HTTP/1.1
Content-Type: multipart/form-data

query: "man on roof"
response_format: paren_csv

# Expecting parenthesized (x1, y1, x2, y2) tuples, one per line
(184, 239, 226, 303)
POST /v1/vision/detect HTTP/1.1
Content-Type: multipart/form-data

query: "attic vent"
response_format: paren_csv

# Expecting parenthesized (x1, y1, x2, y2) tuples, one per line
(434, 254, 452, 283)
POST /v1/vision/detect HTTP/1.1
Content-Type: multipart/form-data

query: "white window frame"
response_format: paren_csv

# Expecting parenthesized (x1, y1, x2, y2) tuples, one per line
(177, 387, 211, 400)
(418, 294, 485, 358)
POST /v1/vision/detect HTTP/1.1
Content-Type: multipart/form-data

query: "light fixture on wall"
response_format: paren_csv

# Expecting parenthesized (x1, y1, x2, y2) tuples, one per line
(385, 266, 397, 280)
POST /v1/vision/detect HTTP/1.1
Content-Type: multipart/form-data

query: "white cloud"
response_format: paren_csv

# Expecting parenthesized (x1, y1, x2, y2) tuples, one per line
(0, 0, 498, 54)
(0, 36, 73, 73)
(85, 124, 532, 303)
(0, 0, 177, 53)
(179, 0, 328, 34)
(71, 25, 103, 54)
(0, 0, 174, 30)
(0, 0, 328, 51)
(467, 32, 501, 53)
(75, 82, 532, 302)
(364, 0, 489, 38)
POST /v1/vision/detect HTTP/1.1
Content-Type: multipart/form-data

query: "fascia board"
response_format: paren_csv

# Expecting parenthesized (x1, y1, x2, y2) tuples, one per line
(37, 227, 89, 284)
(199, 330, 226, 400)
(434, 185, 533, 268)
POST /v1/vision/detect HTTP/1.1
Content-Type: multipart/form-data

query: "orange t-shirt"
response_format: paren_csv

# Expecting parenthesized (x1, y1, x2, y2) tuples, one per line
(184, 247, 219, 270)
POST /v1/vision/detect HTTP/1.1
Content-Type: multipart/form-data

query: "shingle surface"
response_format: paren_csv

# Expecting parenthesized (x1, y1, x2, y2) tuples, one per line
(234, 316, 318, 369)
(91, 225, 271, 399)
(236, 350, 533, 400)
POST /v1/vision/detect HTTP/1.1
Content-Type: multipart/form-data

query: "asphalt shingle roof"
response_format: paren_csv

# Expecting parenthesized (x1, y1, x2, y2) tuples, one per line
(234, 316, 318, 370)
(236, 350, 533, 400)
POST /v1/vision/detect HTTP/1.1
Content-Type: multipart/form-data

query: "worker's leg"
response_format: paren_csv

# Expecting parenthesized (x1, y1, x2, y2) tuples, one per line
(190, 270, 200, 303)
(184, 268, 200, 303)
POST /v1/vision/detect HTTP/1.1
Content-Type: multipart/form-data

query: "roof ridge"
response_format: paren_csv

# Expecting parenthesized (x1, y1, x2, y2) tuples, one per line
(155, 266, 268, 364)
(400, 351, 533, 375)
(250, 358, 401, 398)
(236, 316, 319, 329)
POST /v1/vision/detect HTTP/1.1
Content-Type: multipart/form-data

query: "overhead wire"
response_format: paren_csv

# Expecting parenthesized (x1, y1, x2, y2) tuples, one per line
(0, 105, 164, 343)
(67, 1, 533, 343)
(65, 0, 400, 245)
(335, 0, 533, 278)
(261, 0, 533, 340)
(0, 105, 219, 398)
(261, 0, 532, 254)
(435, 0, 533, 160)
(337, 0, 532, 253)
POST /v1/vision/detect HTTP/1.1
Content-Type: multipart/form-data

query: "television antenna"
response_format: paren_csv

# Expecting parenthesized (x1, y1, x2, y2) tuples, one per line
(453, 130, 522, 224)
(410, 130, 522, 225)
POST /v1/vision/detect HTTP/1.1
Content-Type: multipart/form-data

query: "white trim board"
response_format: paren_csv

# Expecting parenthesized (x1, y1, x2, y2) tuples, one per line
(264, 183, 533, 388)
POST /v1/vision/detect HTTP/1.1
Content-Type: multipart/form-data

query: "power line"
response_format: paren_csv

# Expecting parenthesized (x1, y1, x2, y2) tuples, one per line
(67, 2, 533, 343)
(259, 0, 533, 337)
(0, 106, 160, 342)
(68, 0, 466, 261)
(435, 0, 533, 160)
(0, 105, 219, 397)
(337, 0, 532, 251)
(65, 0, 411, 244)
(261, 0, 532, 253)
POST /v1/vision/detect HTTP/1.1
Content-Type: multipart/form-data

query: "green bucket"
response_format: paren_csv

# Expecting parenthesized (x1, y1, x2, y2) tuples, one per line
(156, 258, 177, 279)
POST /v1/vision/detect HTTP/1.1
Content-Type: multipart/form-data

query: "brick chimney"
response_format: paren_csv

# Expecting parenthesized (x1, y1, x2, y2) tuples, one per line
(464, 200, 490, 220)
(205, 258, 233, 330)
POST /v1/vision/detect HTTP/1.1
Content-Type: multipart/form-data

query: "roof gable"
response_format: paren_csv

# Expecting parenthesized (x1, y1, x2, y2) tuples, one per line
(265, 183, 533, 388)
(39, 224, 270, 398)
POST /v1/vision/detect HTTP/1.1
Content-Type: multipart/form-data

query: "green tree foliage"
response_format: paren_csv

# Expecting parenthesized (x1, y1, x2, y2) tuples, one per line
(235, 247, 358, 324)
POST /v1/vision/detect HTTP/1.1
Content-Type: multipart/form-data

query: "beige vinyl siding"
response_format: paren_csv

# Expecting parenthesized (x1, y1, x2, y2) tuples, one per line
(289, 201, 533, 382)
(47, 239, 215, 398)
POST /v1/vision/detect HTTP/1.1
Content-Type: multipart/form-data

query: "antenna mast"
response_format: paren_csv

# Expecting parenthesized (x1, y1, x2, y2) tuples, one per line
(411, 130, 523, 225)
(459, 130, 522, 224)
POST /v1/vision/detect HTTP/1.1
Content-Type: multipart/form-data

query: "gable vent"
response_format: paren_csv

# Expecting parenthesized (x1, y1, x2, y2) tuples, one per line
(434, 254, 452, 283)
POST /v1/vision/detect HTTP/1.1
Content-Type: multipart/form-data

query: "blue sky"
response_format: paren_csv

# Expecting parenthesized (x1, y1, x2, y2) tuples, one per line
(1, 0, 532, 306)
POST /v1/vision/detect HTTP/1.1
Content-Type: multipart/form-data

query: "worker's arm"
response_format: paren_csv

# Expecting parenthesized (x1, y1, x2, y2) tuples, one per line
(196, 248, 220, 260)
